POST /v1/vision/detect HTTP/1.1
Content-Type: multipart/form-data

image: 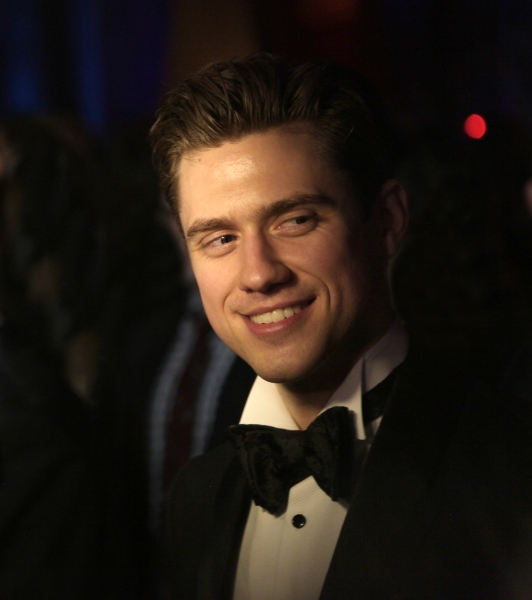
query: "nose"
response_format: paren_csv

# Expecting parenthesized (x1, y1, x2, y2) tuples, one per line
(238, 234, 290, 293)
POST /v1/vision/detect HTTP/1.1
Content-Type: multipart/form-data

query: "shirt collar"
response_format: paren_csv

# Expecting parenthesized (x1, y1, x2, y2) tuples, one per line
(239, 318, 408, 438)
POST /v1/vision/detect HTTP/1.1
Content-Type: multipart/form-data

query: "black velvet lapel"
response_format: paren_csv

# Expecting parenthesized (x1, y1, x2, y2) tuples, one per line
(320, 350, 467, 599)
(197, 454, 252, 600)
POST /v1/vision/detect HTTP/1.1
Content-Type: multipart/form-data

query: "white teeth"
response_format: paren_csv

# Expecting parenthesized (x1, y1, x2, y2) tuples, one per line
(272, 309, 285, 323)
(250, 304, 303, 324)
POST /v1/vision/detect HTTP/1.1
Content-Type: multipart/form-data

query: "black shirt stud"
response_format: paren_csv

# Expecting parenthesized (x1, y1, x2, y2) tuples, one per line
(292, 514, 306, 528)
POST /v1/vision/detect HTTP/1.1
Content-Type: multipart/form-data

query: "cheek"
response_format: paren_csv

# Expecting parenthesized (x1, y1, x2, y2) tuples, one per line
(305, 233, 360, 278)
(318, 237, 378, 305)
(197, 279, 230, 342)
(193, 262, 233, 320)
(196, 273, 221, 310)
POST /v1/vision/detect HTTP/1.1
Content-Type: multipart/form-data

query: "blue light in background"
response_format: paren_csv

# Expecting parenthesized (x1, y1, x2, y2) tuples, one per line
(69, 0, 106, 133)
(102, 0, 171, 125)
(1, 0, 169, 133)
(4, 0, 44, 113)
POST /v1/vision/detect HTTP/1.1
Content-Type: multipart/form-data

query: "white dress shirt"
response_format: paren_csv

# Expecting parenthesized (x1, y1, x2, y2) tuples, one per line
(233, 319, 408, 600)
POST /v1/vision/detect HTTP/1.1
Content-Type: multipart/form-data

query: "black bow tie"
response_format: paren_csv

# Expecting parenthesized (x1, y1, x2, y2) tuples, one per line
(227, 368, 399, 515)
(228, 406, 363, 514)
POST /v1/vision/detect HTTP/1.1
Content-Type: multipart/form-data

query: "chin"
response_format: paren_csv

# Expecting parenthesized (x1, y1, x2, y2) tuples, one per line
(248, 357, 315, 385)
(250, 366, 295, 384)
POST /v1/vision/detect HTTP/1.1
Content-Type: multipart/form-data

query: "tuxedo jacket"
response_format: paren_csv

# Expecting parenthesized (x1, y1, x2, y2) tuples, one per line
(165, 350, 532, 600)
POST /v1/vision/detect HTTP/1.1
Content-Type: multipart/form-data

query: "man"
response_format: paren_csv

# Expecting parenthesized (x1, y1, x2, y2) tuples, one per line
(150, 54, 532, 599)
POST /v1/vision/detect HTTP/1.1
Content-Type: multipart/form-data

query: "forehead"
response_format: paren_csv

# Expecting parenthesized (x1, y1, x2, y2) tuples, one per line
(177, 129, 355, 230)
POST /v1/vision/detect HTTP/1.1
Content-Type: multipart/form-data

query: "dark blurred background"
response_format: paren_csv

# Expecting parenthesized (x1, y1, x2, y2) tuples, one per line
(2, 2, 532, 599)
(4, 0, 532, 255)
(2, 0, 532, 136)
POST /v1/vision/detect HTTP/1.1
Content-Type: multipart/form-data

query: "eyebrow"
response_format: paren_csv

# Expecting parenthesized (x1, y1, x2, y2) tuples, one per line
(185, 193, 336, 240)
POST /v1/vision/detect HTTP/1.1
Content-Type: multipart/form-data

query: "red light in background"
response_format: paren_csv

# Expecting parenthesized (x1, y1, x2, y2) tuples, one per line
(464, 114, 487, 139)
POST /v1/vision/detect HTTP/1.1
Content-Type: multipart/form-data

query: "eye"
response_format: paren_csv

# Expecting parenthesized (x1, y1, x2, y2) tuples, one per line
(211, 234, 237, 246)
(289, 215, 310, 225)
(201, 233, 238, 254)
(276, 212, 317, 234)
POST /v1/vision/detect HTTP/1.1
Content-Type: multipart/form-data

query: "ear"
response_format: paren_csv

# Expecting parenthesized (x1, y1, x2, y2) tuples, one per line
(375, 179, 409, 259)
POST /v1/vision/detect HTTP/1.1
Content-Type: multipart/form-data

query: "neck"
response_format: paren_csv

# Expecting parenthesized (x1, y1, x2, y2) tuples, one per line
(276, 311, 395, 430)
(276, 385, 335, 430)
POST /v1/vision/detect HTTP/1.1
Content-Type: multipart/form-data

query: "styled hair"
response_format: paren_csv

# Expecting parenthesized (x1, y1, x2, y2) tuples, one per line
(150, 53, 392, 217)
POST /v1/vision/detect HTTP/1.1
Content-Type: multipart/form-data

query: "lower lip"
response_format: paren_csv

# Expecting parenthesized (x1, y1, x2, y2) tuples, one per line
(243, 303, 313, 337)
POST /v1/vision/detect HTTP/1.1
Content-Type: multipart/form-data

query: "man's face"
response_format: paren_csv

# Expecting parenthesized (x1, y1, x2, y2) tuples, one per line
(179, 128, 397, 391)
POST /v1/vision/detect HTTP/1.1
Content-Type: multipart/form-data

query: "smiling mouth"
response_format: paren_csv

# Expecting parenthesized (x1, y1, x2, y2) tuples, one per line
(249, 301, 312, 324)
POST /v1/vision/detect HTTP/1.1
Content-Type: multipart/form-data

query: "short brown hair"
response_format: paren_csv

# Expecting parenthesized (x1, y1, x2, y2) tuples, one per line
(150, 53, 391, 217)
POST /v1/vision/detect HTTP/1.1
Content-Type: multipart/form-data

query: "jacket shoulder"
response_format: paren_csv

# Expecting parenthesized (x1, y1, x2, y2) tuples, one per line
(166, 440, 236, 535)
(164, 442, 238, 597)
